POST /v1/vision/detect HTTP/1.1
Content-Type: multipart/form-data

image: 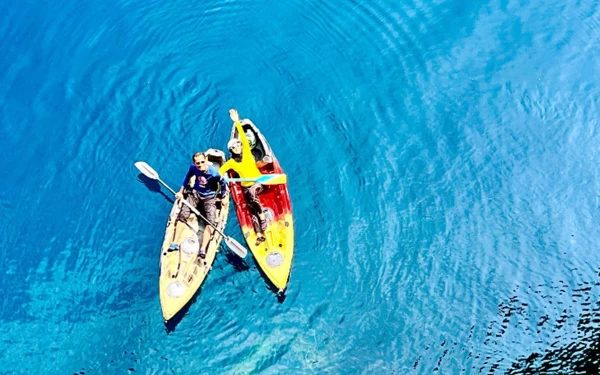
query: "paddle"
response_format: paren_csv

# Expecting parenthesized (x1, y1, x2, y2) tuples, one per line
(225, 174, 287, 185)
(134, 161, 248, 258)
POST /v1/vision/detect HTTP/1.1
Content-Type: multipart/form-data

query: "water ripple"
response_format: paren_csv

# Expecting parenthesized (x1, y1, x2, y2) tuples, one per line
(3, 0, 600, 373)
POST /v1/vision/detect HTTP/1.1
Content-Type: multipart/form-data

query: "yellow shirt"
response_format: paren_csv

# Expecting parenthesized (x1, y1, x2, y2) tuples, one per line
(219, 120, 262, 187)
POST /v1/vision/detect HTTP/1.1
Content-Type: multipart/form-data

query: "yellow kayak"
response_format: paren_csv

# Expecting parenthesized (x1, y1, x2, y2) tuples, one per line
(158, 149, 230, 321)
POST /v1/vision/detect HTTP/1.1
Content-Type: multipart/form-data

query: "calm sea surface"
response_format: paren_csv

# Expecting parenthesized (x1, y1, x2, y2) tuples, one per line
(2, 0, 600, 373)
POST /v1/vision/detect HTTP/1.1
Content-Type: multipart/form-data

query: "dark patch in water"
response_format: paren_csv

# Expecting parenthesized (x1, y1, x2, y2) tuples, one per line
(136, 173, 174, 204)
(484, 271, 600, 374)
(223, 249, 250, 272)
(413, 269, 600, 373)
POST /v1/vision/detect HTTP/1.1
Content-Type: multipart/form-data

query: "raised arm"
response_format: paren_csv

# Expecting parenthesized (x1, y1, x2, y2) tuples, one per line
(229, 109, 252, 158)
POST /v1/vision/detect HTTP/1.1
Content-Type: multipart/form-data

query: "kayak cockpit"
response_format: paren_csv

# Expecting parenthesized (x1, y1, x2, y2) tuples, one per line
(235, 120, 274, 168)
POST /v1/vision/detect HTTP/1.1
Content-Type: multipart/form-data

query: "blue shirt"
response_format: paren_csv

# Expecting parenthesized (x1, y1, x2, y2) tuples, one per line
(182, 164, 227, 199)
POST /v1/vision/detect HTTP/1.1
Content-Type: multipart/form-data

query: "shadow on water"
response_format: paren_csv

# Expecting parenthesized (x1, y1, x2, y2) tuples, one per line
(164, 285, 206, 334)
(276, 290, 287, 304)
(136, 173, 174, 204)
(223, 248, 250, 272)
(164, 249, 251, 334)
(220, 237, 288, 303)
(253, 262, 287, 304)
(164, 307, 189, 334)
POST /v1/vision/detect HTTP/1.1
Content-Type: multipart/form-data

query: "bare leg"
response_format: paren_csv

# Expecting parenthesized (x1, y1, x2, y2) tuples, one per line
(197, 196, 217, 258)
(200, 226, 213, 256)
(244, 183, 267, 244)
(178, 190, 199, 222)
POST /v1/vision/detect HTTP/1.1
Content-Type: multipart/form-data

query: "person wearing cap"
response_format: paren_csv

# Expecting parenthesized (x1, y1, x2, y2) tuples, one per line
(176, 151, 228, 258)
(219, 109, 268, 245)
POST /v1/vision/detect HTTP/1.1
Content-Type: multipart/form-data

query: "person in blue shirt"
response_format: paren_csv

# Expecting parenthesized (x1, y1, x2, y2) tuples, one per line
(175, 152, 227, 258)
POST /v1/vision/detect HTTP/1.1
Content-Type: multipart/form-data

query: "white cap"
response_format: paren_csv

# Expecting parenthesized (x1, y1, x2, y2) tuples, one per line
(227, 139, 241, 150)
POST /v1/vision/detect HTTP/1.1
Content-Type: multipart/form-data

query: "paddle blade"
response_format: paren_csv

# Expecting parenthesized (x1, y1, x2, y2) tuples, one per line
(258, 174, 287, 185)
(135, 161, 159, 180)
(224, 236, 248, 258)
(225, 174, 287, 185)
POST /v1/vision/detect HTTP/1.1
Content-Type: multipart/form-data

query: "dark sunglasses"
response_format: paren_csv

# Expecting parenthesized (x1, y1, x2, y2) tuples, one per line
(194, 160, 207, 165)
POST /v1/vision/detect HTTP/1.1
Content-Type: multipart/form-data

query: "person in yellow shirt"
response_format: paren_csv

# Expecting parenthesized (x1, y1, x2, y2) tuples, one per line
(219, 109, 267, 245)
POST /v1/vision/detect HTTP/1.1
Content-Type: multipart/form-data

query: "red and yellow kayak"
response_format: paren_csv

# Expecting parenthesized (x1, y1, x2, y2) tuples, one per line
(227, 119, 294, 293)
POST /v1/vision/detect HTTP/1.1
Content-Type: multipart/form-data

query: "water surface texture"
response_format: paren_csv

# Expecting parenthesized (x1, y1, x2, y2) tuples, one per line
(2, 0, 600, 373)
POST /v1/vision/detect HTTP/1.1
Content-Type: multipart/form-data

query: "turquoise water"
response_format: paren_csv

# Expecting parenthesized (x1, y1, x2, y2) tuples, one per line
(3, 0, 600, 373)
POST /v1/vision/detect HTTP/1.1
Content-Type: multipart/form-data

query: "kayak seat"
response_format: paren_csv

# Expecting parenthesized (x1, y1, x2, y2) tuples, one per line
(206, 149, 226, 166)
(252, 148, 264, 162)
(241, 124, 266, 162)
(257, 160, 275, 173)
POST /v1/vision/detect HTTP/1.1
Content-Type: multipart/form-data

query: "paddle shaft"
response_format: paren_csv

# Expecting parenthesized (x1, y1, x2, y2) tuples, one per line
(134, 160, 247, 258)
(227, 178, 272, 182)
(157, 177, 228, 240)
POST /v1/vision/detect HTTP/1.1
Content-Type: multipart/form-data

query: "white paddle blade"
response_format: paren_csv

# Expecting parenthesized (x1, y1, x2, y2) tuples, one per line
(135, 161, 159, 180)
(225, 236, 248, 258)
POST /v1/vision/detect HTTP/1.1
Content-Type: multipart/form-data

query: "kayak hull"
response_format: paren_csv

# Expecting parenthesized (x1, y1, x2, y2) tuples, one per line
(158, 149, 230, 321)
(227, 120, 294, 293)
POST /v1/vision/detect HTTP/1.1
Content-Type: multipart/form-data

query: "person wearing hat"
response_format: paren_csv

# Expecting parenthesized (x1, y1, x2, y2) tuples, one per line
(219, 109, 267, 245)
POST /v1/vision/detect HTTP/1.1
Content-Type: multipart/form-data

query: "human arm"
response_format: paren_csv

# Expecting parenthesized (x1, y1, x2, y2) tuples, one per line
(177, 166, 194, 200)
(209, 166, 228, 199)
(229, 109, 252, 158)
(175, 187, 184, 200)
(218, 159, 234, 177)
(217, 175, 227, 199)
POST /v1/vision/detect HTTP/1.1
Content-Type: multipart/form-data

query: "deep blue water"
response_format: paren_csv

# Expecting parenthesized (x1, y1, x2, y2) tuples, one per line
(3, 0, 600, 373)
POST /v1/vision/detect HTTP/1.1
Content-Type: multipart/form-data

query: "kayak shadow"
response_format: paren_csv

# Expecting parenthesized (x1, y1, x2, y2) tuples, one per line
(164, 251, 239, 334)
(163, 285, 206, 334)
(223, 249, 250, 272)
(136, 173, 174, 204)
(275, 289, 287, 304)
(164, 306, 190, 334)
(254, 265, 287, 304)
